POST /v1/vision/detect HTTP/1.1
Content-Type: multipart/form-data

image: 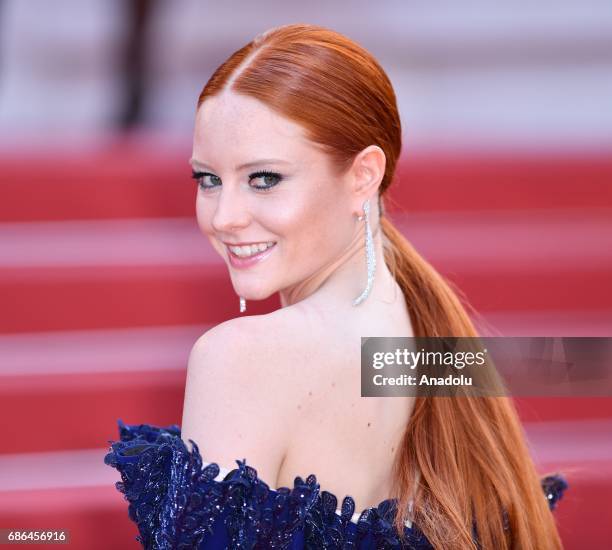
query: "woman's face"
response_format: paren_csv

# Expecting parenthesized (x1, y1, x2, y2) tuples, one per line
(191, 90, 358, 302)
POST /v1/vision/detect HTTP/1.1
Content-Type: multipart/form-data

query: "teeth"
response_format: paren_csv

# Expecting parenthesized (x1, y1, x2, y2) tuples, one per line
(228, 241, 275, 257)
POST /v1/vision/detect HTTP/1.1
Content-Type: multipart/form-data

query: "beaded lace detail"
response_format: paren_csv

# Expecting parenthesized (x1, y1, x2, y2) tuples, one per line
(198, 460, 414, 528)
(104, 420, 568, 549)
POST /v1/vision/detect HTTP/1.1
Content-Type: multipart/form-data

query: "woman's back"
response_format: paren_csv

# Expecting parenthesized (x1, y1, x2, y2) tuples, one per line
(267, 285, 417, 516)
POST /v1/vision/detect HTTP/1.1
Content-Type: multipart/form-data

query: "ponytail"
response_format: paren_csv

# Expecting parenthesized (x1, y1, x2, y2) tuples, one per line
(381, 216, 563, 549)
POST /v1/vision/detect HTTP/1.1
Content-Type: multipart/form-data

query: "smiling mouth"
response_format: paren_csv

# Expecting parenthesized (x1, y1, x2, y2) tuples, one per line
(226, 241, 277, 258)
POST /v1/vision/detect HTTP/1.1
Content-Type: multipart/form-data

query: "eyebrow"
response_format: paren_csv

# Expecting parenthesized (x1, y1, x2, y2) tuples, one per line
(189, 158, 292, 171)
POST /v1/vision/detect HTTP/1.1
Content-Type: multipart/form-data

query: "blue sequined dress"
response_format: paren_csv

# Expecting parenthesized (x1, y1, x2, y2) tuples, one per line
(104, 420, 568, 549)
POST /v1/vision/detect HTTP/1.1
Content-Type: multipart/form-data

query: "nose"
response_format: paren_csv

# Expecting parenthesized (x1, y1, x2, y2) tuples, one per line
(210, 184, 250, 233)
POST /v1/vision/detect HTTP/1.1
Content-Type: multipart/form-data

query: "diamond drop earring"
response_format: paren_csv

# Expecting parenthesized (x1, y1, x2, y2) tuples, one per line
(353, 199, 376, 306)
(239, 295, 246, 313)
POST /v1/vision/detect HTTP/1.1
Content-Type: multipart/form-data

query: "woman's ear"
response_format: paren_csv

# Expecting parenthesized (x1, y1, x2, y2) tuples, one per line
(349, 145, 386, 204)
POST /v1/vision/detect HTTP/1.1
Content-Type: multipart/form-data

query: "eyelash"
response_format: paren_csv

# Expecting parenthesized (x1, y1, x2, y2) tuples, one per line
(191, 170, 283, 192)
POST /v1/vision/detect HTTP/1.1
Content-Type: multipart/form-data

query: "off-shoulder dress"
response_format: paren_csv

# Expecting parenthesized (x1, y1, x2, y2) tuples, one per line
(104, 420, 568, 549)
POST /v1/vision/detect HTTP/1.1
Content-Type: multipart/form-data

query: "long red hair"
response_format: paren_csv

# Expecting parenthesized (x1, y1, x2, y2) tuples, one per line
(196, 23, 563, 550)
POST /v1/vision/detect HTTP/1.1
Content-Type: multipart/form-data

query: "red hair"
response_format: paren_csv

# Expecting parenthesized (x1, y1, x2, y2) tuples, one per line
(197, 23, 563, 549)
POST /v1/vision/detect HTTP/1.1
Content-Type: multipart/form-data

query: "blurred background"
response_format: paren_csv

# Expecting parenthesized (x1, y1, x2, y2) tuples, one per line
(0, 0, 611, 548)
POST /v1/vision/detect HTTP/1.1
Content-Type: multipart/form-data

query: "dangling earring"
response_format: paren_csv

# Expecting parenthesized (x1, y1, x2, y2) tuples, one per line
(239, 296, 246, 313)
(353, 199, 376, 306)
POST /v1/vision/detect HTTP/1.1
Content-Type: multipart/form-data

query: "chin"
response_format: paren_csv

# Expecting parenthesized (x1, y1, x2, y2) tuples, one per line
(232, 282, 276, 302)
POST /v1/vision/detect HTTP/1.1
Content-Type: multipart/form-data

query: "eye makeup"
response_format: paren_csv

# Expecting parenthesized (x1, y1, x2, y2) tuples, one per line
(191, 169, 284, 192)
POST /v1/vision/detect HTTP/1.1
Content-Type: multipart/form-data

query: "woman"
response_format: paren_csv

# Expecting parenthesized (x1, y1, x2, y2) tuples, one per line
(105, 23, 567, 549)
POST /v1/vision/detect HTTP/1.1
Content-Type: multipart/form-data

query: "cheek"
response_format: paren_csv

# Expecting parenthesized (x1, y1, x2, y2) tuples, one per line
(195, 196, 213, 235)
(195, 198, 226, 257)
(273, 201, 314, 239)
(274, 197, 340, 257)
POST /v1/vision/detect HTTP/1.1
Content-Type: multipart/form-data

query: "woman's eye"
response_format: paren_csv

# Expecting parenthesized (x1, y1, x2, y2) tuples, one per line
(249, 171, 283, 190)
(191, 170, 283, 191)
(192, 171, 220, 190)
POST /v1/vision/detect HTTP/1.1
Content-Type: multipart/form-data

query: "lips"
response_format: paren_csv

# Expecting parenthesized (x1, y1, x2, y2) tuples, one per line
(226, 241, 276, 257)
(226, 242, 277, 269)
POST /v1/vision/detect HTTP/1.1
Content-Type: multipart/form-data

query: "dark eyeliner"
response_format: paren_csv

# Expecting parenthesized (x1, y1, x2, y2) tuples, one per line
(248, 170, 283, 190)
(191, 169, 283, 191)
(191, 170, 219, 190)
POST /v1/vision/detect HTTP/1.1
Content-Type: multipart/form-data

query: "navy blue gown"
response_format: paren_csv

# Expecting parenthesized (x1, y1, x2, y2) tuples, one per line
(104, 420, 568, 549)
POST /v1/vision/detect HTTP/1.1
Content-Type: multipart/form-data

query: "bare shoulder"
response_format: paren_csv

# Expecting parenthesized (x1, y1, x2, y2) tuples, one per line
(189, 308, 313, 377)
(180, 312, 310, 487)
